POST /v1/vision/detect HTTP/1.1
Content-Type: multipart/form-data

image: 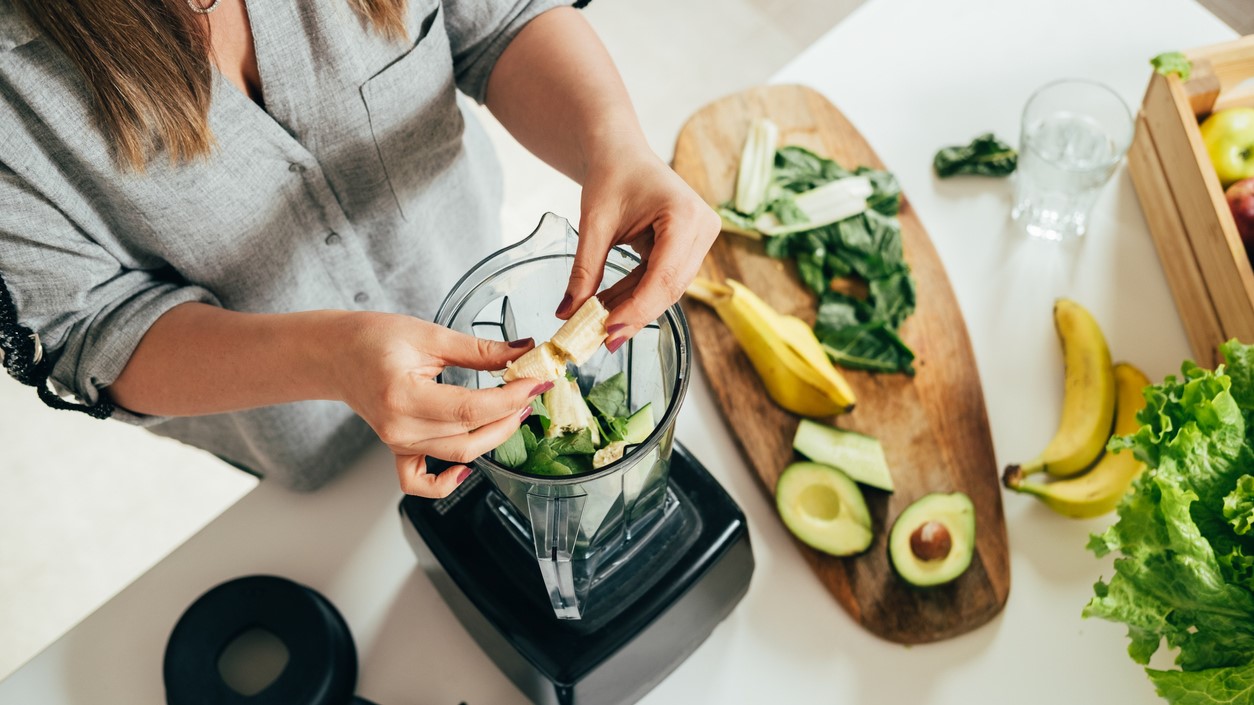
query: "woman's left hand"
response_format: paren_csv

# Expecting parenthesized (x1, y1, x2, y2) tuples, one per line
(558, 147, 721, 351)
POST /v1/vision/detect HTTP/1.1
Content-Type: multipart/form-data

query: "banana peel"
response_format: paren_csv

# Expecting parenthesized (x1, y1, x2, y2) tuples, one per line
(686, 277, 856, 417)
(1003, 363, 1149, 518)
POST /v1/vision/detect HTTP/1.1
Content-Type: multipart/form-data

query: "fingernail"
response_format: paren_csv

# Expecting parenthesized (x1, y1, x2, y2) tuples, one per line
(606, 337, 626, 353)
(456, 467, 472, 484)
(531, 381, 554, 397)
(508, 337, 535, 348)
(555, 293, 573, 317)
(606, 323, 627, 336)
(518, 406, 532, 422)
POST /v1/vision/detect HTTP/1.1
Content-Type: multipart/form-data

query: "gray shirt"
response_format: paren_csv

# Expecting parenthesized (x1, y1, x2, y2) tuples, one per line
(0, 0, 566, 489)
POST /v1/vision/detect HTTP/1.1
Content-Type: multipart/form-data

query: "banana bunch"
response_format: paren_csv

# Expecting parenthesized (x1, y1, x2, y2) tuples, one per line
(503, 297, 609, 382)
(686, 277, 856, 417)
(1002, 299, 1149, 519)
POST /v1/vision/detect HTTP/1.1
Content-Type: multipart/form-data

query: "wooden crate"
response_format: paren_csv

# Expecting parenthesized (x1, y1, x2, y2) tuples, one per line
(1130, 35, 1254, 366)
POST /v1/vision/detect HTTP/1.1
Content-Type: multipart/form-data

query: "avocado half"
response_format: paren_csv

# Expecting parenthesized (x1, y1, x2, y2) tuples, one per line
(775, 462, 873, 556)
(888, 492, 975, 587)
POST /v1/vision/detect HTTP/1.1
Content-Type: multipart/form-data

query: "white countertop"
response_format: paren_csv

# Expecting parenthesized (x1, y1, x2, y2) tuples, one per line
(0, 0, 1239, 703)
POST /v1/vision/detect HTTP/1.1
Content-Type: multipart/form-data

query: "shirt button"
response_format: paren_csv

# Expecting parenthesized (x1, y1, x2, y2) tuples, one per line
(324, 232, 342, 246)
(354, 292, 369, 304)
(288, 162, 306, 173)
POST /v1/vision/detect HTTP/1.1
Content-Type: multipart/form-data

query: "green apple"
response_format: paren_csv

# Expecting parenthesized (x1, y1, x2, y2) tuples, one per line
(1200, 107, 1254, 187)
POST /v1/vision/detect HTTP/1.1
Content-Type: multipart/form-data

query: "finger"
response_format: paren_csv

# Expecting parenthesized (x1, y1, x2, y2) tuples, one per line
(408, 406, 532, 464)
(395, 454, 472, 499)
(625, 227, 656, 261)
(428, 328, 535, 371)
(412, 377, 550, 429)
(560, 213, 615, 319)
(598, 265, 646, 312)
(605, 236, 702, 350)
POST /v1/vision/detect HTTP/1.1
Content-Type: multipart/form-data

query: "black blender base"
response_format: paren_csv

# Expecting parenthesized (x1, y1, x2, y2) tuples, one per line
(399, 444, 754, 705)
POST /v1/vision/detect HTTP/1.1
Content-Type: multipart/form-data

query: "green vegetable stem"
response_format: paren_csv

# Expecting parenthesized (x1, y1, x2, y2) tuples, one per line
(932, 133, 1018, 178)
(1150, 51, 1192, 81)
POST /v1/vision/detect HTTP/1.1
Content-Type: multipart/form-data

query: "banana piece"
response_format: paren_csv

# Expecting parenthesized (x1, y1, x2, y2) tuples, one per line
(593, 440, 627, 469)
(1003, 363, 1149, 518)
(503, 342, 569, 383)
(686, 277, 856, 417)
(550, 296, 609, 364)
(1007, 299, 1115, 478)
(502, 297, 609, 383)
(542, 376, 601, 444)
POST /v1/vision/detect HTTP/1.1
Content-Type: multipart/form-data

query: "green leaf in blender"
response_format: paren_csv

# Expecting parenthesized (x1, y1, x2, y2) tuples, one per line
(494, 425, 530, 468)
(586, 372, 630, 419)
(550, 428, 598, 456)
(1151, 51, 1193, 80)
(530, 396, 551, 433)
(932, 132, 1018, 178)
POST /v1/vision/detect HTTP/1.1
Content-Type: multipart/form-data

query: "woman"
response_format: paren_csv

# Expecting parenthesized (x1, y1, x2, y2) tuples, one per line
(0, 0, 718, 497)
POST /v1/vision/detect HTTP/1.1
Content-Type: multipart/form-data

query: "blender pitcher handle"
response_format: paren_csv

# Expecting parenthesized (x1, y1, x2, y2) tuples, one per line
(525, 490, 587, 620)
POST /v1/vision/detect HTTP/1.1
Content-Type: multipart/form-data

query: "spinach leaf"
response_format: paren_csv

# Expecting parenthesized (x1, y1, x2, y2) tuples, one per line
(494, 427, 529, 468)
(869, 271, 916, 329)
(773, 146, 849, 191)
(818, 322, 915, 374)
(554, 454, 594, 475)
(550, 428, 597, 456)
(855, 166, 902, 216)
(530, 396, 551, 433)
(817, 295, 871, 329)
(586, 372, 629, 419)
(601, 415, 629, 443)
(765, 194, 809, 226)
(521, 438, 571, 476)
(933, 133, 1018, 178)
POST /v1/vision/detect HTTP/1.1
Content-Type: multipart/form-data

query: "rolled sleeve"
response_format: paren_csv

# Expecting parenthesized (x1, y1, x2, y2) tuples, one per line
(444, 0, 573, 103)
(0, 165, 219, 423)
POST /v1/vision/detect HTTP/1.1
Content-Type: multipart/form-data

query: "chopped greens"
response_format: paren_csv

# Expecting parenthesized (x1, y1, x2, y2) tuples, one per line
(722, 145, 916, 374)
(493, 372, 651, 477)
(932, 133, 1018, 178)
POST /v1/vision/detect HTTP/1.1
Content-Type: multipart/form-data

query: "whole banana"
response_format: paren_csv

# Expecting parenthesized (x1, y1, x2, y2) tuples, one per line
(1003, 363, 1149, 518)
(686, 277, 856, 417)
(1007, 299, 1115, 478)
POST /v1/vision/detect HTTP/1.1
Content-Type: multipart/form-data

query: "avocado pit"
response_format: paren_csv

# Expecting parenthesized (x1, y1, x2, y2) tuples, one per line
(909, 520, 952, 561)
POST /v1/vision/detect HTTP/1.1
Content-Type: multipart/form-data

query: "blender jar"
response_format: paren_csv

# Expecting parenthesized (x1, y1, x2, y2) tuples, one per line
(434, 213, 691, 620)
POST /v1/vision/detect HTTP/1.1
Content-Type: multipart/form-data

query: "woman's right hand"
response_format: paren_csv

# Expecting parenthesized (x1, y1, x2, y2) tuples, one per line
(329, 312, 552, 499)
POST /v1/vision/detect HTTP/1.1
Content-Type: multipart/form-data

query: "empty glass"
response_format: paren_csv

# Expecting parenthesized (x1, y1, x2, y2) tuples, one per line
(1011, 79, 1133, 240)
(434, 213, 691, 620)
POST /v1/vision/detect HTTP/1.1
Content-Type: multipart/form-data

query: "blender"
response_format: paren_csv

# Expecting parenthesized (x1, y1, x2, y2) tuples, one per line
(399, 214, 755, 705)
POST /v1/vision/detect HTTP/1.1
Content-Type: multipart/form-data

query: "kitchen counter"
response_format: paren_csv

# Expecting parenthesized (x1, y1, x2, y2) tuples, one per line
(0, 0, 1239, 702)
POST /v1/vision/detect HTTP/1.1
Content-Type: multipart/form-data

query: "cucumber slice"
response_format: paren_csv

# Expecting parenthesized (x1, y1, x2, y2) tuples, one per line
(792, 419, 894, 492)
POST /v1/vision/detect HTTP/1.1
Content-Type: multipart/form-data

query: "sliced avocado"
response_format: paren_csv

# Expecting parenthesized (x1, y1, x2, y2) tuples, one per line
(622, 403, 654, 444)
(888, 492, 975, 587)
(793, 419, 894, 492)
(775, 462, 873, 556)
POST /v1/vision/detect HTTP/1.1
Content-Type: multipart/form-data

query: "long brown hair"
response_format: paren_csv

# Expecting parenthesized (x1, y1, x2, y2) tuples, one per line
(13, 0, 407, 170)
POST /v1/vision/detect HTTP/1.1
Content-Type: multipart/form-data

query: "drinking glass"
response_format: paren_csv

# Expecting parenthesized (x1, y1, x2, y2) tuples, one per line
(1011, 79, 1133, 240)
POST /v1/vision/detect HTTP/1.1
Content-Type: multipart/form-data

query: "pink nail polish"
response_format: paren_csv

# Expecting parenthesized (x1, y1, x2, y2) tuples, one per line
(531, 381, 555, 396)
(455, 467, 472, 484)
(508, 337, 535, 348)
(606, 337, 626, 353)
(606, 323, 627, 336)
(518, 406, 532, 422)
(555, 293, 573, 317)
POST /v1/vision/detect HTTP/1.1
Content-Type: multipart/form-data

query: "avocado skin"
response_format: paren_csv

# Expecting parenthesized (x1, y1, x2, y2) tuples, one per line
(888, 492, 976, 587)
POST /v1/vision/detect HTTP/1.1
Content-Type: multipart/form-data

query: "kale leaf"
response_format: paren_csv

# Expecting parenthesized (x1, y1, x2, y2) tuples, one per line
(933, 133, 1018, 178)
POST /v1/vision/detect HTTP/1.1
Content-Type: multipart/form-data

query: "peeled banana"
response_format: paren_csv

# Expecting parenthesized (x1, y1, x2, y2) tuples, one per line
(686, 277, 856, 417)
(1007, 299, 1115, 479)
(503, 297, 609, 383)
(1003, 363, 1149, 518)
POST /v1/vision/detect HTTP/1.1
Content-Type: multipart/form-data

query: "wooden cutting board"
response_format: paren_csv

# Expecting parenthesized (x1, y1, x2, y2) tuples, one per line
(673, 85, 1009, 644)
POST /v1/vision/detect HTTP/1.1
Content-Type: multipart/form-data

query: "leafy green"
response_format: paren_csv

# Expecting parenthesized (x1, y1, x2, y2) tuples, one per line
(1151, 51, 1193, 81)
(586, 372, 629, 419)
(1085, 341, 1254, 703)
(1148, 662, 1254, 705)
(494, 426, 530, 468)
(549, 428, 597, 456)
(819, 323, 915, 374)
(530, 396, 550, 433)
(932, 133, 1018, 178)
